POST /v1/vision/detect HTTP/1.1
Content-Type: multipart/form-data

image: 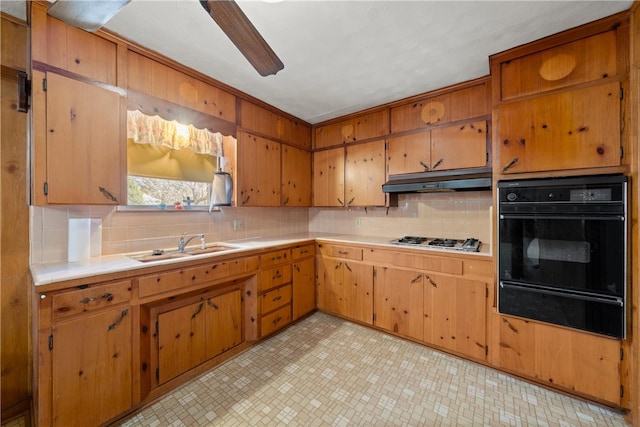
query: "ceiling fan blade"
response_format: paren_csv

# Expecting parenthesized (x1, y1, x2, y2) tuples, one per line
(47, 0, 131, 32)
(200, 0, 284, 77)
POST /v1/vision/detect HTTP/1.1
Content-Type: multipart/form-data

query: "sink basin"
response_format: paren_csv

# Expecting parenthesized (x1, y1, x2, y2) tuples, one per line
(129, 243, 238, 263)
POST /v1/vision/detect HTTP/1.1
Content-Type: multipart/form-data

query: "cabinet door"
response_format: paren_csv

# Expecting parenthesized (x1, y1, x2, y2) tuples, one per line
(491, 315, 621, 404)
(387, 132, 431, 175)
(157, 302, 206, 384)
(498, 82, 620, 173)
(423, 273, 487, 360)
(282, 144, 311, 206)
(345, 140, 386, 207)
(237, 130, 281, 206)
(292, 257, 316, 320)
(52, 307, 131, 426)
(317, 256, 373, 324)
(374, 267, 424, 341)
(430, 120, 488, 171)
(313, 147, 345, 207)
(45, 72, 123, 204)
(205, 290, 242, 359)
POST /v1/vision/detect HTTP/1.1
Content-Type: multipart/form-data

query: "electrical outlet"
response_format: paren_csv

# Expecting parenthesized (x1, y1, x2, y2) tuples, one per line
(233, 219, 244, 231)
(355, 218, 361, 228)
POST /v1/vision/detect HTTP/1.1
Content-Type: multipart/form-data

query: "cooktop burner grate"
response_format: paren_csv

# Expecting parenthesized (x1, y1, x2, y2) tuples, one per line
(389, 236, 481, 252)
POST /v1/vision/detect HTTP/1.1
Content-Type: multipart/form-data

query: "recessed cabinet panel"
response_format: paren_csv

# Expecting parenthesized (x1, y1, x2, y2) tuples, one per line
(498, 82, 620, 173)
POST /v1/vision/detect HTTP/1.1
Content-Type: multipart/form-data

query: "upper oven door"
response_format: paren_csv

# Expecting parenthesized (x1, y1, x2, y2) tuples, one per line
(498, 212, 625, 297)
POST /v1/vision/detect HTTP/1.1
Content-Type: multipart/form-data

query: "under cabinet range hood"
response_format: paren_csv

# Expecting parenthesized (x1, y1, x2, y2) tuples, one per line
(382, 167, 492, 194)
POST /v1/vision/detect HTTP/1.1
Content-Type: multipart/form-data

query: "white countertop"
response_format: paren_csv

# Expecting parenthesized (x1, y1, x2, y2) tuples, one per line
(30, 232, 491, 287)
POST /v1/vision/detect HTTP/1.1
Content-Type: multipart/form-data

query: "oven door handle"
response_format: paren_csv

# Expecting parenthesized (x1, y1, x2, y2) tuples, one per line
(500, 281, 624, 306)
(499, 213, 625, 221)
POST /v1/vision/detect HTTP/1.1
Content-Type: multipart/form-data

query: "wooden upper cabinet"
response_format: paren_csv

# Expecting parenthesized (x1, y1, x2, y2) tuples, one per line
(498, 31, 619, 102)
(387, 132, 431, 175)
(31, 2, 117, 85)
(390, 81, 490, 134)
(236, 131, 281, 206)
(32, 71, 125, 205)
(430, 120, 488, 171)
(127, 51, 236, 123)
(282, 145, 311, 206)
(345, 140, 386, 207)
(498, 82, 621, 174)
(239, 100, 311, 149)
(315, 110, 389, 149)
(313, 147, 345, 207)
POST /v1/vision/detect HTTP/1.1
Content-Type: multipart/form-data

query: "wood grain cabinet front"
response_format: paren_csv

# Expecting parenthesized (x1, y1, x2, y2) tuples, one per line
(292, 244, 316, 320)
(237, 130, 282, 207)
(31, 71, 125, 205)
(315, 110, 388, 149)
(490, 314, 621, 405)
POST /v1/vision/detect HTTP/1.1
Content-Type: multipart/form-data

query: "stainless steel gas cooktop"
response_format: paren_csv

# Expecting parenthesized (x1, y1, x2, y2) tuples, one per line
(389, 236, 481, 252)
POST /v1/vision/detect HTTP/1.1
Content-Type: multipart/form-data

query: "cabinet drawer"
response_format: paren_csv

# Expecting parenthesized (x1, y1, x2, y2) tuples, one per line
(261, 304, 291, 337)
(318, 244, 363, 261)
(260, 249, 291, 268)
(259, 265, 292, 292)
(261, 284, 292, 314)
(138, 262, 229, 298)
(292, 244, 314, 260)
(227, 256, 260, 276)
(52, 280, 131, 320)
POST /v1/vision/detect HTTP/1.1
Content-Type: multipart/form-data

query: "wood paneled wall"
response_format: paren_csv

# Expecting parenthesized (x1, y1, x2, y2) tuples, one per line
(0, 12, 31, 420)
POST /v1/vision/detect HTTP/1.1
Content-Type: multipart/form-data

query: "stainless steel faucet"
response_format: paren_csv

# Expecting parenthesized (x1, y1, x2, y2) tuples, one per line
(178, 232, 205, 253)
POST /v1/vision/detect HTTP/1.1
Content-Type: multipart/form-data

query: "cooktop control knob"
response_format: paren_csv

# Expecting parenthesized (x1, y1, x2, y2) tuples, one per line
(506, 192, 518, 202)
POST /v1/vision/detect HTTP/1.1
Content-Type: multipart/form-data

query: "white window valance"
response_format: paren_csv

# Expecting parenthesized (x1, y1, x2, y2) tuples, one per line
(126, 109, 223, 157)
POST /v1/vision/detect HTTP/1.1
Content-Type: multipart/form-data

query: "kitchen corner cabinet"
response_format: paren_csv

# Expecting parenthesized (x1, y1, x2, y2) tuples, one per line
(314, 109, 389, 149)
(282, 145, 312, 206)
(239, 99, 311, 150)
(237, 130, 281, 206)
(316, 245, 373, 325)
(31, 71, 125, 205)
(313, 140, 386, 207)
(35, 280, 133, 427)
(387, 120, 488, 175)
(156, 289, 242, 384)
(491, 314, 621, 405)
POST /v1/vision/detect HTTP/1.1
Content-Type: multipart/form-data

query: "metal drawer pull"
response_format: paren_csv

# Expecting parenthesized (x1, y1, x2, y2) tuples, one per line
(272, 295, 282, 302)
(272, 316, 282, 325)
(107, 309, 128, 331)
(80, 292, 113, 304)
(272, 255, 282, 260)
(273, 271, 282, 280)
(338, 250, 349, 255)
(300, 250, 309, 254)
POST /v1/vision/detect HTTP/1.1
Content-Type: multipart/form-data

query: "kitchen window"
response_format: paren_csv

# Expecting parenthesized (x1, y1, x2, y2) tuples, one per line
(126, 110, 234, 209)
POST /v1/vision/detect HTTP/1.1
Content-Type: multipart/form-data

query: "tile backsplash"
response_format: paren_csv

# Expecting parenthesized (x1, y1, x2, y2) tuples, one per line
(31, 191, 493, 263)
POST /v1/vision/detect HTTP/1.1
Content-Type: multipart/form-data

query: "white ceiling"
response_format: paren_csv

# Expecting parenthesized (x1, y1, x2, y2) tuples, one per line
(4, 1, 635, 124)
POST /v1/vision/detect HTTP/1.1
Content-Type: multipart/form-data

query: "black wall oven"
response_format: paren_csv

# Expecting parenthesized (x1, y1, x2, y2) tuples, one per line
(497, 174, 628, 339)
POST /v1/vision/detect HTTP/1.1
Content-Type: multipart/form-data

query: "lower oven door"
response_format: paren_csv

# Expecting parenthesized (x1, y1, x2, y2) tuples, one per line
(499, 281, 625, 338)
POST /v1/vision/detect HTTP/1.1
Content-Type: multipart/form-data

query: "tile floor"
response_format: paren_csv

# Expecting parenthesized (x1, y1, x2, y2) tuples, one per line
(118, 312, 628, 426)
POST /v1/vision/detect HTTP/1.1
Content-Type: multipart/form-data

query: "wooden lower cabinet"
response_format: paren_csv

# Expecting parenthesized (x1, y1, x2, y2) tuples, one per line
(292, 256, 316, 320)
(51, 306, 132, 426)
(374, 267, 424, 341)
(423, 273, 487, 360)
(491, 314, 621, 405)
(317, 256, 373, 325)
(157, 289, 242, 384)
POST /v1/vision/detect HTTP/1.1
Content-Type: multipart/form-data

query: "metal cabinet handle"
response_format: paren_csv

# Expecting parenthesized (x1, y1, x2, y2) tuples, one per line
(272, 255, 282, 261)
(107, 309, 128, 331)
(502, 157, 519, 172)
(273, 271, 282, 280)
(207, 300, 219, 310)
(272, 295, 282, 302)
(283, 197, 289, 205)
(344, 263, 352, 272)
(419, 161, 430, 171)
(337, 198, 344, 206)
(338, 250, 349, 255)
(80, 292, 113, 304)
(411, 274, 423, 283)
(347, 197, 355, 207)
(502, 317, 518, 333)
(432, 158, 443, 169)
(425, 275, 437, 288)
(294, 264, 301, 272)
(191, 302, 204, 319)
(99, 186, 118, 203)
(272, 316, 282, 325)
